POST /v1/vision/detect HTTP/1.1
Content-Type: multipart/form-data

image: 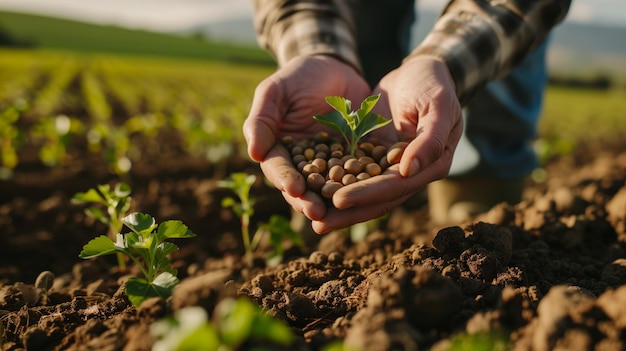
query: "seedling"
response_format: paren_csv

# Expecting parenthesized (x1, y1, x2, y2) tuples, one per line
(313, 94, 391, 155)
(34, 270, 55, 306)
(79, 212, 196, 307)
(72, 182, 132, 270)
(151, 297, 293, 351)
(220, 173, 302, 267)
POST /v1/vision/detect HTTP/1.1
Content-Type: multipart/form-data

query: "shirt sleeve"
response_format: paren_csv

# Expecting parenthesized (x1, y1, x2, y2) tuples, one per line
(406, 0, 571, 104)
(252, 0, 362, 72)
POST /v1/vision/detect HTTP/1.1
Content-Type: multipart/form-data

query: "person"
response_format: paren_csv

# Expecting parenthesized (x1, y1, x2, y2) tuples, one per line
(243, 0, 571, 234)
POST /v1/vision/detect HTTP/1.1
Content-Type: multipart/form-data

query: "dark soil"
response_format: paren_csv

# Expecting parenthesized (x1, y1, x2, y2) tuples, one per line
(2, 139, 626, 351)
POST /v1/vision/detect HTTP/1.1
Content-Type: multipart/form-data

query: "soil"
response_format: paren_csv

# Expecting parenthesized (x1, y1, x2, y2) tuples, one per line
(2, 138, 626, 351)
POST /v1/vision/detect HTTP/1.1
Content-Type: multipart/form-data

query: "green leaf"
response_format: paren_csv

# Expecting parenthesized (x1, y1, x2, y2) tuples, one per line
(84, 207, 108, 224)
(177, 324, 220, 351)
(125, 273, 178, 307)
(354, 112, 392, 140)
(157, 220, 196, 241)
(79, 235, 118, 258)
(325, 95, 351, 115)
(71, 188, 104, 204)
(313, 110, 352, 141)
(250, 312, 294, 345)
(357, 94, 381, 120)
(122, 212, 156, 235)
(113, 182, 131, 198)
(216, 298, 256, 346)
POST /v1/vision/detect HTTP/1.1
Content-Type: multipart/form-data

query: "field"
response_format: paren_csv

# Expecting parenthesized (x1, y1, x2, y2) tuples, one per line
(1, 46, 626, 351)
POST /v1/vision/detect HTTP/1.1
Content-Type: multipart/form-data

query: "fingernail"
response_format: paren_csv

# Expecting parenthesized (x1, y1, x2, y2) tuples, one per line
(406, 159, 420, 177)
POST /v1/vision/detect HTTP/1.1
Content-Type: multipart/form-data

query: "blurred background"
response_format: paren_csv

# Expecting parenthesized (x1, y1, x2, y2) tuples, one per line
(0, 0, 625, 180)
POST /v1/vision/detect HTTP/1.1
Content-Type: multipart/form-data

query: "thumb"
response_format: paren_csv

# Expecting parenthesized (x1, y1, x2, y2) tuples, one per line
(243, 83, 283, 162)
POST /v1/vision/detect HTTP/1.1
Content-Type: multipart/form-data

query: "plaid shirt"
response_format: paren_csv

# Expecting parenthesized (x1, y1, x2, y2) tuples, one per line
(252, 0, 571, 104)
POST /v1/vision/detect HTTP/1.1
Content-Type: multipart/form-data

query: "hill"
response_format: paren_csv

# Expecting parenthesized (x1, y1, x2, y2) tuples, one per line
(0, 10, 273, 65)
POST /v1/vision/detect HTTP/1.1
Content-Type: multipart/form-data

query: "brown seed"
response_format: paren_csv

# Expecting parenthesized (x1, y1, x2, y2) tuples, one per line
(354, 149, 366, 158)
(358, 156, 375, 166)
(331, 150, 344, 159)
(358, 142, 374, 155)
(312, 158, 327, 173)
(315, 152, 328, 160)
(328, 165, 345, 182)
(296, 139, 309, 148)
(292, 154, 306, 165)
(304, 148, 316, 160)
(365, 163, 382, 176)
(321, 181, 343, 199)
(307, 173, 325, 192)
(314, 131, 330, 143)
(330, 143, 344, 152)
(344, 158, 363, 175)
(341, 155, 355, 163)
(302, 163, 320, 177)
(327, 158, 343, 170)
(371, 145, 387, 161)
(379, 157, 390, 170)
(314, 143, 330, 154)
(342, 174, 357, 185)
(356, 172, 371, 181)
(387, 142, 408, 165)
(281, 135, 293, 146)
(291, 145, 304, 156)
(297, 161, 308, 172)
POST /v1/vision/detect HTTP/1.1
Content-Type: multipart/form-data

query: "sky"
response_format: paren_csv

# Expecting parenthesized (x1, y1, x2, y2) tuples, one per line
(0, 0, 625, 32)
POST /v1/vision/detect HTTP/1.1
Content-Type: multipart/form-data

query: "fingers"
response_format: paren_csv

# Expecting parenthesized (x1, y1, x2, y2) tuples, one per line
(281, 190, 327, 222)
(259, 143, 306, 197)
(243, 78, 284, 162)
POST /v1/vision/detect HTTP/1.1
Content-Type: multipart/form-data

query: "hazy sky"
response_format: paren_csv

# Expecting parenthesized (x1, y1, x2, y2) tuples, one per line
(0, 0, 624, 31)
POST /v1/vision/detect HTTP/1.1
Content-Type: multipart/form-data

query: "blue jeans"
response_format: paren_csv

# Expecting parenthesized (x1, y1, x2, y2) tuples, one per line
(449, 41, 549, 179)
(354, 1, 548, 180)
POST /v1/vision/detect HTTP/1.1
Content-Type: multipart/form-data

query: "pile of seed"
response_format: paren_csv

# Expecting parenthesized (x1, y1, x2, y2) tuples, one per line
(282, 132, 407, 203)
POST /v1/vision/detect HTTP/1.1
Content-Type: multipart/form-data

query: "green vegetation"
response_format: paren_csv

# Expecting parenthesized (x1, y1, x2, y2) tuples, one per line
(0, 10, 273, 64)
(314, 94, 391, 156)
(151, 298, 294, 351)
(72, 182, 133, 270)
(220, 173, 302, 267)
(79, 211, 196, 307)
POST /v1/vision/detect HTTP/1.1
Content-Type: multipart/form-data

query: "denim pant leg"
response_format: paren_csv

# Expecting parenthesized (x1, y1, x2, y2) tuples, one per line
(449, 40, 550, 179)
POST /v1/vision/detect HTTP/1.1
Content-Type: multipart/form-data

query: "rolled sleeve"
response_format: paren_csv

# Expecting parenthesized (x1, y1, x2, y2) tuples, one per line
(407, 0, 571, 104)
(252, 0, 362, 72)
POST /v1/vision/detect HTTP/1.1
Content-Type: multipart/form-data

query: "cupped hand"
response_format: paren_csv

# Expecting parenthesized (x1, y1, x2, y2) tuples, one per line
(311, 56, 463, 233)
(243, 55, 370, 221)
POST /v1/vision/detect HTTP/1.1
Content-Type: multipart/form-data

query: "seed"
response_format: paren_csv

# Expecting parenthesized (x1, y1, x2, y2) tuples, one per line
(328, 165, 345, 182)
(296, 139, 309, 148)
(304, 148, 316, 160)
(297, 160, 308, 172)
(291, 145, 303, 156)
(358, 142, 374, 155)
(358, 156, 375, 166)
(330, 143, 343, 152)
(331, 150, 344, 159)
(281, 135, 293, 146)
(356, 172, 371, 181)
(314, 143, 330, 154)
(315, 151, 328, 160)
(312, 158, 327, 173)
(327, 158, 343, 170)
(341, 155, 355, 163)
(354, 149, 366, 158)
(35, 271, 55, 291)
(342, 174, 357, 185)
(314, 131, 330, 143)
(307, 173, 325, 192)
(302, 163, 320, 177)
(379, 156, 390, 170)
(371, 145, 387, 161)
(344, 158, 363, 175)
(387, 142, 408, 165)
(365, 163, 382, 176)
(292, 154, 306, 165)
(321, 181, 343, 199)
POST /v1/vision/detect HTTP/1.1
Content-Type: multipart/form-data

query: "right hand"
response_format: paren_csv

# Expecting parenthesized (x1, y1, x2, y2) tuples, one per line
(243, 55, 371, 221)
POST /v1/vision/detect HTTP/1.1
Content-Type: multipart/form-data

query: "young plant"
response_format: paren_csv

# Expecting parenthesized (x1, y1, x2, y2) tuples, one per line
(79, 212, 196, 307)
(72, 182, 132, 270)
(220, 173, 301, 267)
(313, 94, 391, 155)
(150, 297, 294, 351)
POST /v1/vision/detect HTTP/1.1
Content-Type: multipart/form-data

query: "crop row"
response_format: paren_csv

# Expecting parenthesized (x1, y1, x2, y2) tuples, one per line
(0, 49, 273, 179)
